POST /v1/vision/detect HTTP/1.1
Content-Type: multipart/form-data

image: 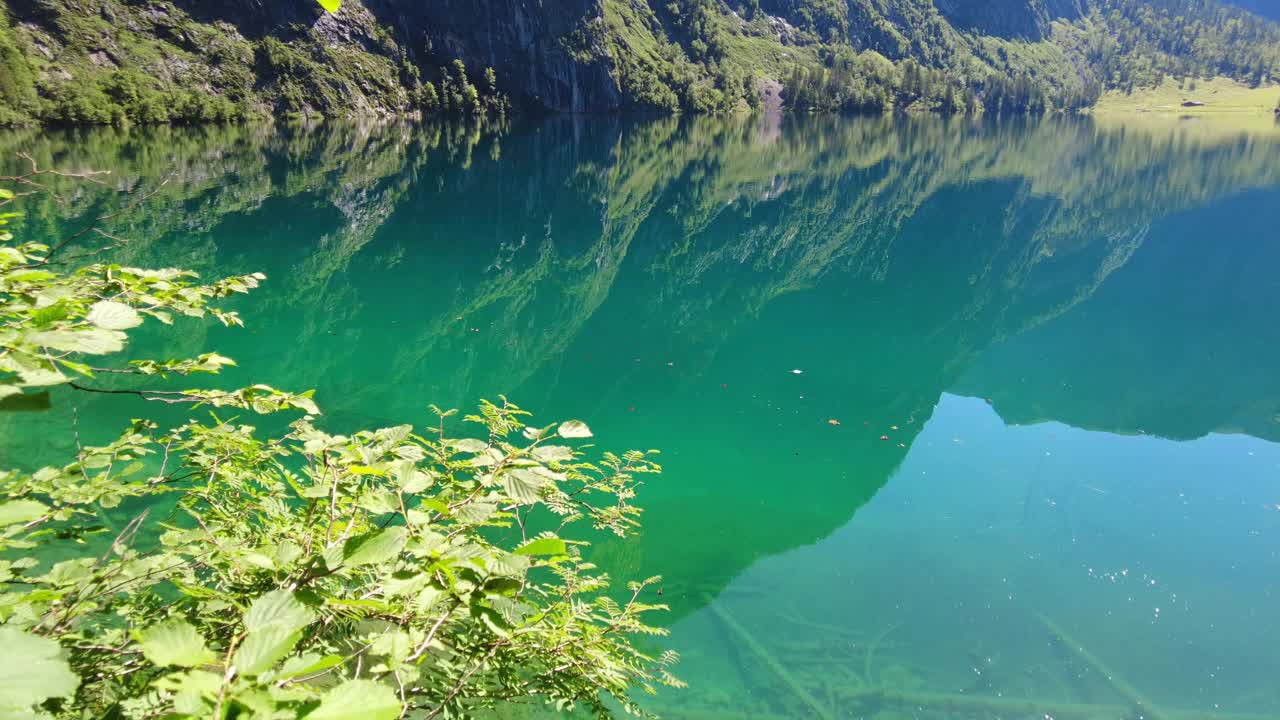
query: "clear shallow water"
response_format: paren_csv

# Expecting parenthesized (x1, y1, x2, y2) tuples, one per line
(3, 114, 1280, 718)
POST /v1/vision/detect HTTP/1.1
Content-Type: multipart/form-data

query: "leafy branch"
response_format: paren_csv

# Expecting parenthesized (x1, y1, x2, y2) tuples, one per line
(0, 162, 680, 719)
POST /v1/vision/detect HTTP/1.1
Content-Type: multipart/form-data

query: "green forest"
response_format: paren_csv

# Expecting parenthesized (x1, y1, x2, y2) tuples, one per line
(0, 0, 1278, 124)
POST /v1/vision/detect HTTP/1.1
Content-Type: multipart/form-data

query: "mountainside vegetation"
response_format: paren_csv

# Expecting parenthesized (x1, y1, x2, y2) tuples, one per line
(0, 0, 1277, 123)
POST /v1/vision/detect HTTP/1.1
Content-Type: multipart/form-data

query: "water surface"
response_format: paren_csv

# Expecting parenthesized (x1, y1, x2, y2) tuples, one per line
(4, 114, 1280, 719)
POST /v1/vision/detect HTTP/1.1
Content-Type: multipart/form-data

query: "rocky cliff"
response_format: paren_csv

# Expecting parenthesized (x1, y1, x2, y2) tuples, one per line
(363, 0, 623, 111)
(0, 0, 1277, 125)
(934, 0, 1086, 38)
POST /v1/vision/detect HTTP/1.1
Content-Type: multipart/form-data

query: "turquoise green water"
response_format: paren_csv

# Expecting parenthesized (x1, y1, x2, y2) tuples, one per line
(4, 114, 1280, 718)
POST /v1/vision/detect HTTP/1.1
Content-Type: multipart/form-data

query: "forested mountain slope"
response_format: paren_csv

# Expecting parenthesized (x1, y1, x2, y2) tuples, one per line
(0, 0, 1277, 124)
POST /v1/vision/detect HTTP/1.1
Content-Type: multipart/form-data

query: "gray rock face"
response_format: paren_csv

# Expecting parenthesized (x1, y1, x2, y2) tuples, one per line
(934, 0, 1086, 39)
(366, 0, 622, 111)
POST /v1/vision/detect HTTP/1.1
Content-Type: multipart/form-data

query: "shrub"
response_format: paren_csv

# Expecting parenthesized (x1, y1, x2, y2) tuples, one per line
(44, 80, 120, 125)
(0, 170, 681, 718)
(0, 7, 38, 123)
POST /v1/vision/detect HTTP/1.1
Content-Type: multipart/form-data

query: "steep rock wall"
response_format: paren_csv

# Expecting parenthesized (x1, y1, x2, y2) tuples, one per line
(934, 0, 1087, 39)
(365, 0, 622, 111)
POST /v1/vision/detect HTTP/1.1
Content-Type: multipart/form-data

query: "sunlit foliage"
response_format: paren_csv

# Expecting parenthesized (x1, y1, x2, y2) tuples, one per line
(0, 171, 680, 718)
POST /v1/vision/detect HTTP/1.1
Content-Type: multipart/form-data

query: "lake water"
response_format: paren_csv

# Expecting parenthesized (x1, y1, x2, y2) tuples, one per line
(4, 113, 1280, 719)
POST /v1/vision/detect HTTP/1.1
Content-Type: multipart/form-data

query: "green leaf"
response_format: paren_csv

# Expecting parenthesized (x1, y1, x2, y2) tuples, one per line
(56, 358, 93, 377)
(531, 445, 574, 462)
(27, 299, 68, 325)
(237, 591, 315, 675)
(557, 420, 593, 439)
(308, 679, 401, 720)
(28, 327, 126, 355)
(472, 604, 512, 638)
(0, 499, 47, 527)
(514, 537, 568, 557)
(0, 627, 80, 712)
(243, 590, 315, 635)
(501, 468, 548, 504)
(392, 443, 423, 461)
(136, 620, 214, 668)
(8, 270, 56, 284)
(235, 625, 302, 675)
(29, 301, 69, 325)
(395, 462, 433, 493)
(86, 300, 142, 330)
(487, 552, 530, 577)
(315, 0, 341, 13)
(17, 365, 65, 387)
(454, 501, 497, 524)
(368, 629, 412, 661)
(291, 392, 321, 415)
(348, 465, 386, 476)
(278, 653, 345, 680)
(243, 552, 276, 571)
(154, 669, 221, 715)
(357, 488, 399, 514)
(451, 438, 488, 453)
(342, 526, 407, 568)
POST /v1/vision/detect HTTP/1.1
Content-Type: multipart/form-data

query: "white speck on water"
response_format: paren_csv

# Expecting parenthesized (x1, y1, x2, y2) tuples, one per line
(790, 369, 803, 374)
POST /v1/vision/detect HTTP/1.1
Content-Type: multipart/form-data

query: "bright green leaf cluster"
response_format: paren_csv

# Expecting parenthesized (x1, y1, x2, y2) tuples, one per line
(0, 225, 270, 408)
(0, 179, 680, 719)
